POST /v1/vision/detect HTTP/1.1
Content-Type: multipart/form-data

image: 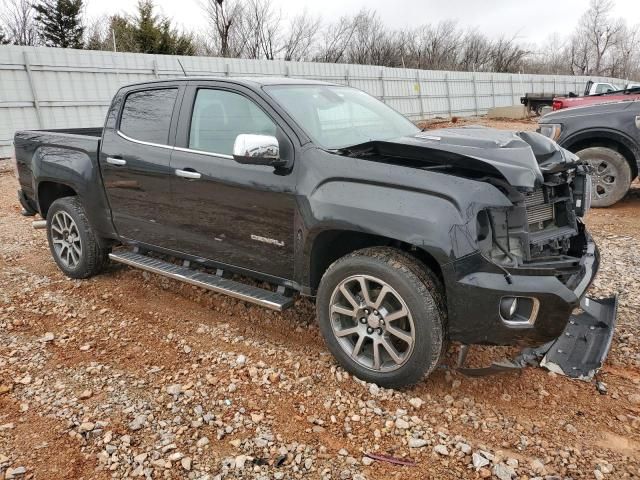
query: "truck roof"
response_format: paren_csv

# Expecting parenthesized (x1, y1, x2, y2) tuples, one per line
(122, 76, 335, 89)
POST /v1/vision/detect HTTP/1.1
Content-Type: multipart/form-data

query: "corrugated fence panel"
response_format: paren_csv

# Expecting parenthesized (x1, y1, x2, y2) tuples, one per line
(0, 45, 630, 157)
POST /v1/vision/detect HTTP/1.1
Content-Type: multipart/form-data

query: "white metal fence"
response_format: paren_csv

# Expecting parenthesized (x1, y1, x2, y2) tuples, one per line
(0, 45, 627, 158)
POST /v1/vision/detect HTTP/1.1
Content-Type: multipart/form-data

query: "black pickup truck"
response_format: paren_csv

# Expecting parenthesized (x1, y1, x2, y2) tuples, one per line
(14, 77, 617, 387)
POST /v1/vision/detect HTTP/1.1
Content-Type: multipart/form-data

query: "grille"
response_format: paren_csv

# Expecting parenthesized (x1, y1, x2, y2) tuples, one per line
(524, 188, 554, 226)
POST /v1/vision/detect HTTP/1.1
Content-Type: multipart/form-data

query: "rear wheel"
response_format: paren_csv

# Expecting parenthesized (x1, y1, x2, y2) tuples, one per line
(576, 147, 631, 207)
(316, 247, 445, 388)
(46, 196, 109, 279)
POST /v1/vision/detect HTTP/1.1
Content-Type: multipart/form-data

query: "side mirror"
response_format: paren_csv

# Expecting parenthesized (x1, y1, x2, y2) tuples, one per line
(233, 134, 284, 167)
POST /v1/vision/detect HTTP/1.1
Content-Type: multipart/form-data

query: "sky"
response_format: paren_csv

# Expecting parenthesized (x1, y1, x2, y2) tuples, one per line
(85, 0, 640, 47)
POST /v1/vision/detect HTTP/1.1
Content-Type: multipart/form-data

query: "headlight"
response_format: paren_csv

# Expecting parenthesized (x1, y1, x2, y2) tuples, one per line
(538, 123, 562, 142)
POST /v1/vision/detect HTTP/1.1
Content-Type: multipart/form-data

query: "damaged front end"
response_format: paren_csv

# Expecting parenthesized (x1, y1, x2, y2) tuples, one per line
(335, 127, 618, 380)
(439, 130, 618, 380)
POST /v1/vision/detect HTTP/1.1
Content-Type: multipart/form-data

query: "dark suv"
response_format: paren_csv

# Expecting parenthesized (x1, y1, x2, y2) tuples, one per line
(539, 100, 640, 207)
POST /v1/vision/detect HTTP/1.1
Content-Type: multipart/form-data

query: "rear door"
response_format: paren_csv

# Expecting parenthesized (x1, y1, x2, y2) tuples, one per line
(167, 82, 297, 280)
(100, 83, 183, 248)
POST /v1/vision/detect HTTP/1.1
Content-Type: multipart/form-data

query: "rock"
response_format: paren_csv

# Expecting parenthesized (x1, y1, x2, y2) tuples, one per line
(369, 384, 380, 396)
(629, 393, 640, 404)
(530, 458, 545, 474)
(362, 456, 374, 466)
(409, 397, 424, 409)
(565, 423, 578, 434)
(236, 354, 246, 366)
(492, 463, 515, 480)
(408, 438, 428, 448)
(181, 457, 192, 471)
(338, 448, 349, 456)
(79, 344, 91, 351)
(128, 415, 146, 431)
(168, 452, 183, 462)
(235, 455, 247, 470)
(166, 384, 182, 396)
(0, 384, 12, 395)
(5, 466, 27, 479)
(395, 418, 410, 429)
(196, 436, 210, 448)
(433, 445, 449, 455)
(472, 452, 490, 469)
(594, 470, 604, 480)
(183, 345, 192, 353)
(228, 383, 237, 393)
(478, 467, 491, 478)
(79, 389, 92, 400)
(17, 375, 31, 385)
(456, 442, 471, 454)
(41, 332, 55, 342)
(304, 458, 313, 469)
(78, 422, 95, 433)
(134, 453, 147, 464)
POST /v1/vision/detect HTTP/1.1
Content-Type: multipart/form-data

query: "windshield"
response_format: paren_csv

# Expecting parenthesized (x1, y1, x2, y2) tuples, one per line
(264, 85, 420, 150)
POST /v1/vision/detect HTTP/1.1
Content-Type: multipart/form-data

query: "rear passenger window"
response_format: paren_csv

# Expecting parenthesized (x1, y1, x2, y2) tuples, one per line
(119, 88, 178, 145)
(189, 89, 277, 156)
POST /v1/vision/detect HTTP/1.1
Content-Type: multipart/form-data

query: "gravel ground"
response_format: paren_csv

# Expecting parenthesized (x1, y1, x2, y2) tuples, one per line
(0, 119, 639, 479)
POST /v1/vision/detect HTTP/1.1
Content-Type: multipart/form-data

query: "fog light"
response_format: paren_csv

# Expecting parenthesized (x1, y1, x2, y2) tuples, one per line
(500, 297, 518, 320)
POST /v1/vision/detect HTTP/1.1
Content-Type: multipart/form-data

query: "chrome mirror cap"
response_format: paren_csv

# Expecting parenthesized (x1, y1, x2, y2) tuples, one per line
(233, 134, 280, 166)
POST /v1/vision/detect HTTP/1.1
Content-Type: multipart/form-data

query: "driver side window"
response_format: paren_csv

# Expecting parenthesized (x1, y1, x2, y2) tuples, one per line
(188, 89, 277, 156)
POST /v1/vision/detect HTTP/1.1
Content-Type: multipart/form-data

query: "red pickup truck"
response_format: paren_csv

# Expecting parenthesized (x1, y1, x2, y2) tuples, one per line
(553, 83, 640, 111)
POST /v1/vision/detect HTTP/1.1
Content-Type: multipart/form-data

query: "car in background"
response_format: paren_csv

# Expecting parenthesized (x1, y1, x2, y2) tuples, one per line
(520, 80, 631, 115)
(539, 100, 640, 207)
(552, 84, 640, 112)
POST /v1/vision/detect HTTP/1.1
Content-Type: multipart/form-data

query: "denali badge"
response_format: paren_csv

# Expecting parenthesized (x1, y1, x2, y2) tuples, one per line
(251, 234, 285, 247)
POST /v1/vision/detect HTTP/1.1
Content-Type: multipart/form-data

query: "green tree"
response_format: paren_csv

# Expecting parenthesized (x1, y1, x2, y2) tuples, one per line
(131, 1, 195, 55)
(33, 0, 84, 48)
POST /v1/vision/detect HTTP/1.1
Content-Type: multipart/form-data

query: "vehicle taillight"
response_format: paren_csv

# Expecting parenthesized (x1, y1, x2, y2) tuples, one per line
(552, 100, 563, 111)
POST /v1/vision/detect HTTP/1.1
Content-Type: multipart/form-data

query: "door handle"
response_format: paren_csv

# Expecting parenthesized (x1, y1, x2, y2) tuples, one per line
(175, 168, 201, 180)
(106, 157, 127, 166)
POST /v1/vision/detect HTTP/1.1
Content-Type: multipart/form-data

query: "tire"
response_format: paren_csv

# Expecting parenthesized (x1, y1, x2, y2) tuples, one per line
(316, 247, 445, 389)
(46, 196, 109, 279)
(576, 147, 632, 207)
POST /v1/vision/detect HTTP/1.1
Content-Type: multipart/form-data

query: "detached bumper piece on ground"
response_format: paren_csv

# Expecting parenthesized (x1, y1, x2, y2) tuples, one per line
(458, 295, 618, 381)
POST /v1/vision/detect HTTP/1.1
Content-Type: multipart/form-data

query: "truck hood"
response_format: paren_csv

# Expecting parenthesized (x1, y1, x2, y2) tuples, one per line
(341, 126, 577, 189)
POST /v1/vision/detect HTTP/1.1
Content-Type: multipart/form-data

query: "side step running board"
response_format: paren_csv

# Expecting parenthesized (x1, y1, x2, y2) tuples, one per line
(109, 251, 294, 311)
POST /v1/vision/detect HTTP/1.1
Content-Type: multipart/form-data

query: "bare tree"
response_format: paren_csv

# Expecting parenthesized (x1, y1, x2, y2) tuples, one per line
(0, 0, 39, 45)
(457, 29, 493, 72)
(314, 14, 358, 63)
(202, 0, 247, 57)
(490, 36, 529, 73)
(282, 10, 319, 61)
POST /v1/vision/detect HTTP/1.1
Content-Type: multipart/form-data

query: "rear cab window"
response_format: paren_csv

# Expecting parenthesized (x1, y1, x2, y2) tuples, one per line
(119, 88, 179, 145)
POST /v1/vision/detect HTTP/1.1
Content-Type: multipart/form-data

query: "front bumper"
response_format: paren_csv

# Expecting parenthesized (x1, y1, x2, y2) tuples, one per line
(444, 229, 603, 346)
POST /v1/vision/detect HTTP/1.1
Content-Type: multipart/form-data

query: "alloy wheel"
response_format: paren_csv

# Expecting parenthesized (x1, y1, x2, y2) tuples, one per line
(50, 211, 83, 269)
(588, 159, 617, 201)
(329, 275, 415, 372)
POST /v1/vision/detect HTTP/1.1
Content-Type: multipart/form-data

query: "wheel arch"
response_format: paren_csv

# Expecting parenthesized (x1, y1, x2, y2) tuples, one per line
(37, 181, 77, 218)
(306, 229, 445, 295)
(563, 131, 639, 180)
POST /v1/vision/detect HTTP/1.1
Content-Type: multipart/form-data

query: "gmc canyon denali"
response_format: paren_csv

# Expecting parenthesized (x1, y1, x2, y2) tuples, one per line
(539, 100, 640, 207)
(14, 77, 617, 387)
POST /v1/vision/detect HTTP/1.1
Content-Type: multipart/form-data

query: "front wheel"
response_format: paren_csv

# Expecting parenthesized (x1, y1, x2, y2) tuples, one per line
(46, 196, 109, 279)
(576, 147, 632, 207)
(316, 247, 445, 389)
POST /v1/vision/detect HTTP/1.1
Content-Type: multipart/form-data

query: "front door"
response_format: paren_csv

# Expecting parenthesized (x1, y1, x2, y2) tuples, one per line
(168, 84, 297, 280)
(100, 85, 182, 249)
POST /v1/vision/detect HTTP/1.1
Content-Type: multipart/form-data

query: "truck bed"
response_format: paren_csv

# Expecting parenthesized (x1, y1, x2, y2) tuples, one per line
(13, 127, 103, 200)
